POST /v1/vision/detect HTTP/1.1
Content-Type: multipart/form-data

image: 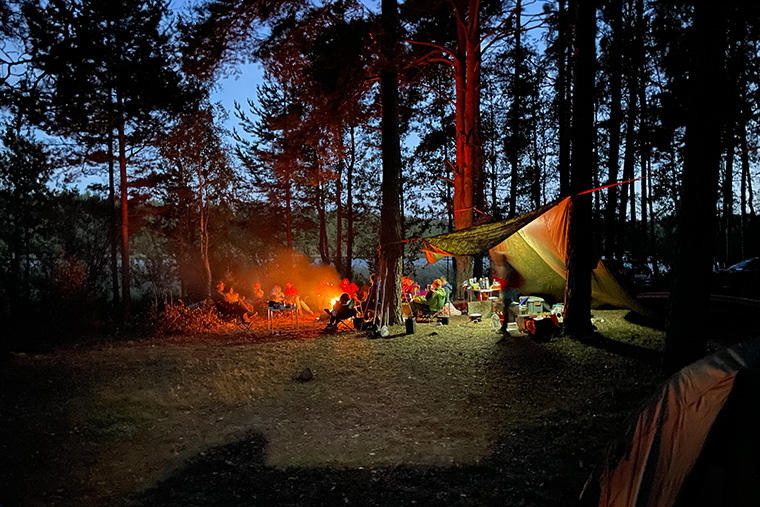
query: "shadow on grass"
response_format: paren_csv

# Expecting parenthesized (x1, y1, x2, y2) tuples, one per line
(131, 427, 588, 507)
(623, 310, 665, 330)
(574, 332, 661, 366)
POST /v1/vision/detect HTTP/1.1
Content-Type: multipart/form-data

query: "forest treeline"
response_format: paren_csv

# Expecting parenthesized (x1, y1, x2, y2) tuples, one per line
(0, 0, 759, 358)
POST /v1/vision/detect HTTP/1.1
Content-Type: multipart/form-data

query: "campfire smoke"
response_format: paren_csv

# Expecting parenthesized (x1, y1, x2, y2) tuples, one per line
(229, 248, 346, 309)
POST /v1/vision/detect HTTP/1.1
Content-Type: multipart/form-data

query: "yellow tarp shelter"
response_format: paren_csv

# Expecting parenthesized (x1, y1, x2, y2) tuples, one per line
(419, 196, 643, 311)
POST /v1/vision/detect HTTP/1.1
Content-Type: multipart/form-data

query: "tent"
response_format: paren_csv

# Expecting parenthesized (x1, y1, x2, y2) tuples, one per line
(579, 338, 760, 506)
(418, 196, 643, 312)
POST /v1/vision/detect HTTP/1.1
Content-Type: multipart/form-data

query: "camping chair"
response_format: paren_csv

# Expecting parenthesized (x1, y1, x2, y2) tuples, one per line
(411, 289, 447, 322)
(324, 298, 357, 332)
(236, 314, 258, 335)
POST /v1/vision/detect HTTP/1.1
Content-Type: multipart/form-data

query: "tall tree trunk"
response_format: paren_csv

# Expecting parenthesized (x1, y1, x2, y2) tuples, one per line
(486, 88, 500, 219)
(346, 127, 355, 281)
(739, 115, 752, 258)
(531, 99, 542, 209)
(317, 179, 329, 265)
(452, 0, 483, 295)
(563, 0, 596, 337)
(490, 151, 499, 218)
(636, 0, 649, 253)
(23, 211, 30, 297)
(647, 148, 655, 254)
(723, 131, 735, 265)
(669, 137, 680, 216)
(198, 161, 212, 295)
(379, 0, 404, 326)
(618, 85, 637, 256)
(468, 0, 485, 222)
(639, 94, 650, 252)
(664, 0, 726, 375)
(118, 118, 131, 318)
(508, 0, 522, 219)
(336, 160, 344, 275)
(604, 0, 622, 259)
(108, 128, 120, 310)
(285, 175, 293, 249)
(558, 0, 572, 196)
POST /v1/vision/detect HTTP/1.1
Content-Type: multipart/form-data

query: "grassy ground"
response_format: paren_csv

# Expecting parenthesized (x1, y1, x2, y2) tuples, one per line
(0, 310, 667, 507)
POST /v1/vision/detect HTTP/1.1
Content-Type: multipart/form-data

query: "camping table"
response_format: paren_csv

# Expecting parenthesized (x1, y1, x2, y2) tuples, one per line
(267, 306, 300, 333)
(467, 288, 499, 302)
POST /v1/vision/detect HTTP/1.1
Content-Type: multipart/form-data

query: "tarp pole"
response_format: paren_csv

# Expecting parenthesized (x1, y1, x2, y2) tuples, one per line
(373, 244, 384, 327)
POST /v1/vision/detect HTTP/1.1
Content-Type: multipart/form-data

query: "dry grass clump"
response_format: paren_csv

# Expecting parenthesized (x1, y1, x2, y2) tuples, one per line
(158, 302, 233, 335)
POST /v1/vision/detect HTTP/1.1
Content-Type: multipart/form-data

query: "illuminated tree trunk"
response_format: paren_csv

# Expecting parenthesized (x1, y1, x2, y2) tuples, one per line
(452, 0, 483, 297)
(379, 0, 403, 326)
(118, 117, 131, 318)
(563, 0, 595, 337)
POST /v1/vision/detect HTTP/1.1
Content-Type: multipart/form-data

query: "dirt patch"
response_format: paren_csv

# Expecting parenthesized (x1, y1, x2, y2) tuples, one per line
(0, 310, 664, 506)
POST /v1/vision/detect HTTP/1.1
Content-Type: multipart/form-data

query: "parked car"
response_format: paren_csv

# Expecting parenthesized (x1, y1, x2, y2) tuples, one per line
(604, 259, 655, 294)
(713, 257, 760, 299)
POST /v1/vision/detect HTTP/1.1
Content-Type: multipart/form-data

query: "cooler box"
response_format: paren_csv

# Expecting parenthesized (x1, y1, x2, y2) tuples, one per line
(517, 296, 548, 315)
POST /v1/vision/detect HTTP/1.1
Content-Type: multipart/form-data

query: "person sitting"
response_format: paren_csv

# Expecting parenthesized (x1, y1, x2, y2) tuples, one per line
(270, 285, 286, 304)
(401, 275, 420, 302)
(325, 293, 356, 329)
(339, 278, 358, 299)
(224, 287, 240, 303)
(252, 282, 264, 300)
(410, 279, 447, 317)
(438, 276, 453, 299)
(250, 282, 266, 316)
(211, 281, 227, 304)
(285, 280, 313, 315)
(211, 281, 253, 321)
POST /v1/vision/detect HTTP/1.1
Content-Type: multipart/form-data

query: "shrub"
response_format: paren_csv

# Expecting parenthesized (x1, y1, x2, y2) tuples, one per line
(158, 301, 232, 335)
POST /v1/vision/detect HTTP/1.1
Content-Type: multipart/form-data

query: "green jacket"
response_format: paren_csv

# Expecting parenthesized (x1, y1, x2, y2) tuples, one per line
(427, 288, 447, 312)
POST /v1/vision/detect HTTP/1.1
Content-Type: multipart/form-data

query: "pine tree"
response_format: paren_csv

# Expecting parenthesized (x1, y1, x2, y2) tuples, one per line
(154, 106, 235, 296)
(21, 0, 196, 318)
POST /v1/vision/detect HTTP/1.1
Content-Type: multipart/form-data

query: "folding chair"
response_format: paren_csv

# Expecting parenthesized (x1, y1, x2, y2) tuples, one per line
(324, 299, 357, 332)
(237, 314, 258, 335)
(411, 288, 447, 322)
